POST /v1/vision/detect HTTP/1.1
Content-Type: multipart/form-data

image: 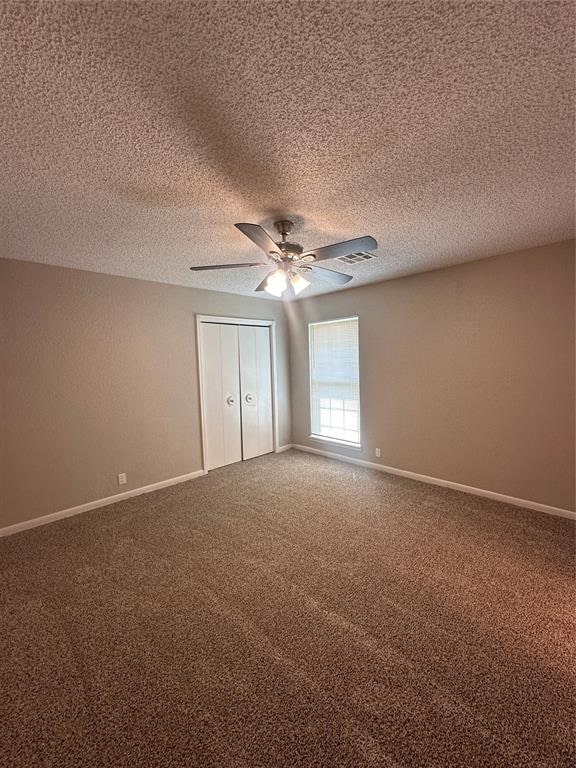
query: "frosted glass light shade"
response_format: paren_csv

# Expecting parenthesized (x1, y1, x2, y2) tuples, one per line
(264, 269, 288, 297)
(290, 272, 310, 295)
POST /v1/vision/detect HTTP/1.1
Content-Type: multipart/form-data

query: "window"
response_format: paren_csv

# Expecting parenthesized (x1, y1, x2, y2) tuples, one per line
(309, 317, 360, 446)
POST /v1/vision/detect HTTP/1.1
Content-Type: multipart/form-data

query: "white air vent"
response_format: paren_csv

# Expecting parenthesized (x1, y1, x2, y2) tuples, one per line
(336, 251, 376, 265)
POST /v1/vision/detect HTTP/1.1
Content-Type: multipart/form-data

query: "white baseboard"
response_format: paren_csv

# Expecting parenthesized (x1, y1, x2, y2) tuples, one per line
(3, 446, 573, 538)
(0, 469, 207, 539)
(291, 444, 576, 520)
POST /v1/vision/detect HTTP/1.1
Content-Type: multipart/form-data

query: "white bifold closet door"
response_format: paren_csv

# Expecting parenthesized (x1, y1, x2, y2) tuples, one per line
(201, 323, 243, 470)
(200, 323, 274, 471)
(238, 325, 274, 461)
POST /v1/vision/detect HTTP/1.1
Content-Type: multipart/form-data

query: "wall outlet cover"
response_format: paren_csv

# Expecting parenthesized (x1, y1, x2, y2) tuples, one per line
(118, 473, 127, 486)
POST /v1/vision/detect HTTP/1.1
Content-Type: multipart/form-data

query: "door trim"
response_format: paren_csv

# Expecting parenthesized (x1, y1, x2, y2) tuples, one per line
(196, 315, 280, 473)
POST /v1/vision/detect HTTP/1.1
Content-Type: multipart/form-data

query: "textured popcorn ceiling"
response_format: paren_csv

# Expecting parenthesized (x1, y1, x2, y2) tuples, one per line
(0, 1, 573, 299)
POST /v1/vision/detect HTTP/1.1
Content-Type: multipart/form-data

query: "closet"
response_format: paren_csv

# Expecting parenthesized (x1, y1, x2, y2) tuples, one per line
(198, 320, 274, 470)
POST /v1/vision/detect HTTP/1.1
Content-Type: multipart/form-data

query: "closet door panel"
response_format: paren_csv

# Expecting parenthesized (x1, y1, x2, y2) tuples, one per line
(239, 325, 274, 460)
(201, 323, 242, 470)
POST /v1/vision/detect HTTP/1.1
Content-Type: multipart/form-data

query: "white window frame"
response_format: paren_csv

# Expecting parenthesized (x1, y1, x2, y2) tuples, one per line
(308, 316, 361, 449)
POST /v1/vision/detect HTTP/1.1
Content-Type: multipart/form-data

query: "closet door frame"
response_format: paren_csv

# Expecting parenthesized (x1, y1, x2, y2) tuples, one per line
(196, 315, 280, 473)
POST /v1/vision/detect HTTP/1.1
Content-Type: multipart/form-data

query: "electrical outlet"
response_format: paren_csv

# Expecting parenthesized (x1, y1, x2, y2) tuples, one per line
(374, 448, 381, 458)
(118, 472, 127, 486)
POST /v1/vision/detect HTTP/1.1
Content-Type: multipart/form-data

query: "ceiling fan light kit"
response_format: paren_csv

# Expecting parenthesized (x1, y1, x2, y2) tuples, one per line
(189, 219, 378, 298)
(262, 267, 311, 297)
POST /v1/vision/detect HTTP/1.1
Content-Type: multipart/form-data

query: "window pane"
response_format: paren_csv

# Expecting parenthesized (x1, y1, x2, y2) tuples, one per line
(331, 409, 344, 428)
(344, 411, 358, 431)
(309, 317, 360, 445)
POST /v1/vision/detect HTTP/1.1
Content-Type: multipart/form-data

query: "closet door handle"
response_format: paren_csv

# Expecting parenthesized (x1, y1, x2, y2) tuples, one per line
(245, 393, 255, 404)
(226, 395, 236, 406)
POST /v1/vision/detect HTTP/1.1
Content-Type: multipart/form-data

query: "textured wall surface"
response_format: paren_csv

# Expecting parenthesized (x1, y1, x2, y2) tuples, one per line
(0, 260, 291, 528)
(288, 241, 575, 510)
(0, 1, 573, 298)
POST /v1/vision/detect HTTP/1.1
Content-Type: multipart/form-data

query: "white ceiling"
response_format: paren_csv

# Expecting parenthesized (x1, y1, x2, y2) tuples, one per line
(0, 1, 573, 299)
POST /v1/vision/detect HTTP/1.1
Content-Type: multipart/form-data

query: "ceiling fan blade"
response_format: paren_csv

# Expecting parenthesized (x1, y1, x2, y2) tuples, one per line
(255, 270, 275, 291)
(301, 236, 377, 262)
(310, 265, 353, 284)
(189, 262, 268, 271)
(235, 223, 282, 257)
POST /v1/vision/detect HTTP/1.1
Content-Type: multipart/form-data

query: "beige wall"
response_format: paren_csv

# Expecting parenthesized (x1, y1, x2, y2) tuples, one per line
(288, 240, 575, 511)
(2, 240, 574, 530)
(0, 260, 291, 528)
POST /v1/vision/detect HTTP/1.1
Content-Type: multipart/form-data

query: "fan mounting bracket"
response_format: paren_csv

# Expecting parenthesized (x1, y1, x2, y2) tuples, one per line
(273, 220, 295, 240)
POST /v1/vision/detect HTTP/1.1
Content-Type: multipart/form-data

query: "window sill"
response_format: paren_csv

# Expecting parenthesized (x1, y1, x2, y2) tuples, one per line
(308, 434, 362, 451)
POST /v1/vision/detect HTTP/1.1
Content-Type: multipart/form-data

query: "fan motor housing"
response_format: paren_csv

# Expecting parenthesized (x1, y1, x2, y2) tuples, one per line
(277, 241, 304, 259)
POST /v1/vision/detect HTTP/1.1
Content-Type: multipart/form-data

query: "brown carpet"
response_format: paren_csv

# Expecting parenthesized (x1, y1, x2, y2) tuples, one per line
(0, 451, 574, 768)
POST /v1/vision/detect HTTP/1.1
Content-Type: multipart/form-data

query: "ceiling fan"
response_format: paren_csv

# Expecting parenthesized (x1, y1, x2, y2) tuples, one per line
(189, 220, 378, 297)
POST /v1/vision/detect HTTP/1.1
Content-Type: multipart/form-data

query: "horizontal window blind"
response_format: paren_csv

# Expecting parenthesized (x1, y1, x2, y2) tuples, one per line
(309, 317, 360, 445)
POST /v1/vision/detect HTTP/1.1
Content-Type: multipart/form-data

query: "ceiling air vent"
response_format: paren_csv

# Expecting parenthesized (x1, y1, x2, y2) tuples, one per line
(336, 251, 376, 265)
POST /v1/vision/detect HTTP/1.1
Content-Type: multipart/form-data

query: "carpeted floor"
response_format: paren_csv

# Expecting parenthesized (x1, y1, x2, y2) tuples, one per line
(0, 451, 574, 768)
